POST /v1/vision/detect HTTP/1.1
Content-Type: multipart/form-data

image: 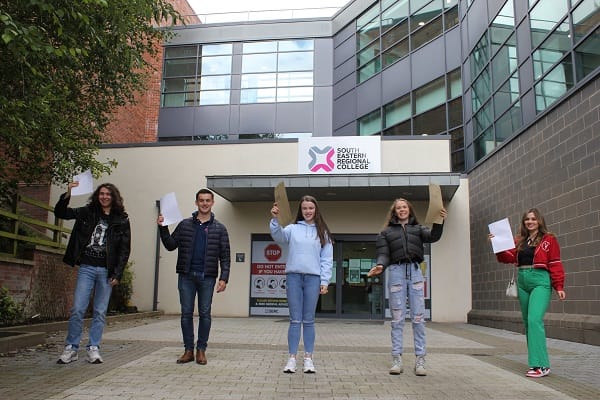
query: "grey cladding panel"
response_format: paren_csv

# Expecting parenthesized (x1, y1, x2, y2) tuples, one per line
(411, 37, 445, 89)
(275, 103, 314, 133)
(334, 57, 356, 83)
(194, 106, 231, 135)
(158, 108, 195, 137)
(334, 35, 356, 68)
(239, 104, 276, 134)
(382, 57, 411, 104)
(356, 74, 382, 116)
(333, 90, 357, 129)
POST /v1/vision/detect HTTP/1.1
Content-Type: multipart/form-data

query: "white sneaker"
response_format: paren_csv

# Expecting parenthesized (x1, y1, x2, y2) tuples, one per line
(86, 346, 104, 364)
(389, 356, 403, 375)
(57, 345, 78, 364)
(303, 357, 315, 373)
(415, 355, 426, 376)
(283, 357, 297, 373)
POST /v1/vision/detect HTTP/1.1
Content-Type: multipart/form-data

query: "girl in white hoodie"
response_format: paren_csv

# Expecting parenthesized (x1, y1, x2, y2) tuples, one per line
(270, 195, 333, 374)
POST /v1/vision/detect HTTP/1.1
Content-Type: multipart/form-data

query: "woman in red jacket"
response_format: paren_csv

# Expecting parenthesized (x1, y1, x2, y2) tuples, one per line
(494, 208, 566, 378)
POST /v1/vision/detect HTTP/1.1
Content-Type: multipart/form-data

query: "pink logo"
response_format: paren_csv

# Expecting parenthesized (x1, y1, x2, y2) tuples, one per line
(308, 146, 335, 172)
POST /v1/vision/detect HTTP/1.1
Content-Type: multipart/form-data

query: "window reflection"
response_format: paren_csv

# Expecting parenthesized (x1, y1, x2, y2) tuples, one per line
(474, 127, 494, 162)
(415, 76, 445, 114)
(495, 102, 522, 142)
(278, 52, 313, 72)
(572, 0, 600, 43)
(242, 53, 277, 73)
(241, 88, 276, 103)
(199, 90, 230, 105)
(413, 104, 447, 135)
(382, 0, 409, 33)
(279, 39, 314, 51)
(201, 56, 232, 75)
(243, 41, 278, 54)
(164, 58, 196, 77)
(241, 73, 277, 89)
(494, 72, 519, 117)
(535, 59, 574, 112)
(278, 72, 313, 87)
(532, 20, 571, 79)
(202, 44, 232, 56)
(200, 76, 231, 90)
(411, 15, 443, 49)
(358, 109, 381, 136)
(384, 95, 411, 128)
(277, 87, 313, 102)
(410, 0, 442, 34)
(530, 0, 568, 48)
(574, 27, 600, 81)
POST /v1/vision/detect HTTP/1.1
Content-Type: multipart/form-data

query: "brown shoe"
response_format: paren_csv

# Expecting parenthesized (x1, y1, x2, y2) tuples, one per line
(196, 349, 207, 365)
(176, 350, 194, 364)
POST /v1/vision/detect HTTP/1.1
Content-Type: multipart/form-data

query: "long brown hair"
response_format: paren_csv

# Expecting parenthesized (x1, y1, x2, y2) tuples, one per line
(381, 198, 418, 230)
(295, 195, 333, 247)
(88, 183, 126, 216)
(517, 208, 550, 251)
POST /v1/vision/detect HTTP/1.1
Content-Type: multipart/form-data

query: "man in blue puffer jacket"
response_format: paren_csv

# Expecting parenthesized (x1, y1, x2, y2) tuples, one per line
(157, 189, 230, 366)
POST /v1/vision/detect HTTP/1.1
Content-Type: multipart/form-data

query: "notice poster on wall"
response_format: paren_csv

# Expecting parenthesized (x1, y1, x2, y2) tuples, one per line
(250, 240, 289, 316)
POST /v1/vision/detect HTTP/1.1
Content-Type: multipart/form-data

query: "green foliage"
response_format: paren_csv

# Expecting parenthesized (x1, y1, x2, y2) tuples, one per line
(0, 286, 25, 326)
(109, 261, 135, 313)
(0, 0, 182, 192)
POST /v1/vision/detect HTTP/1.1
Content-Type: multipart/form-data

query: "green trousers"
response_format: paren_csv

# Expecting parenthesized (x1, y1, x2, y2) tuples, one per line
(517, 268, 552, 368)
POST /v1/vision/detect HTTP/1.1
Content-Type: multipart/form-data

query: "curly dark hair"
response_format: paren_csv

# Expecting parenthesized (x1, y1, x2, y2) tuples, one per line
(88, 183, 126, 216)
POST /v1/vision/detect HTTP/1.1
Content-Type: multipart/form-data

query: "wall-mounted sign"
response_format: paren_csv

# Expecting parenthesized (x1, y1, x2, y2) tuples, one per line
(298, 136, 381, 174)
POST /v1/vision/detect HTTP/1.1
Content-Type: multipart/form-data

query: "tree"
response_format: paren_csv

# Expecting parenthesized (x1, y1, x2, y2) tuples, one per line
(0, 0, 181, 197)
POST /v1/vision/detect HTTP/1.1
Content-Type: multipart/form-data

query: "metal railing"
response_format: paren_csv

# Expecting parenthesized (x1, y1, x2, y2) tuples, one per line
(180, 7, 342, 25)
(0, 193, 70, 258)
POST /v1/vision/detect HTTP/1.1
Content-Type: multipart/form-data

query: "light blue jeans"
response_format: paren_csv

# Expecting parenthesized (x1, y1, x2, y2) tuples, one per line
(388, 263, 426, 356)
(286, 273, 321, 355)
(65, 264, 113, 349)
(178, 272, 216, 351)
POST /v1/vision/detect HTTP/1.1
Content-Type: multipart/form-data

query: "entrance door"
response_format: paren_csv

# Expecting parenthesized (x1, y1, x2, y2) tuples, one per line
(317, 236, 383, 319)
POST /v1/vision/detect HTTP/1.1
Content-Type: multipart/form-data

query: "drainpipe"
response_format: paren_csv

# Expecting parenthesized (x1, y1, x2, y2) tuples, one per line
(153, 200, 160, 311)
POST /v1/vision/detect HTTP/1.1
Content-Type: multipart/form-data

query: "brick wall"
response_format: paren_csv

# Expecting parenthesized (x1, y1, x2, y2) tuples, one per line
(467, 76, 600, 344)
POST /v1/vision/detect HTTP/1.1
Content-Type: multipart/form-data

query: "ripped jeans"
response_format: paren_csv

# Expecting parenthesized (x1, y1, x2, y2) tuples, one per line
(388, 263, 426, 356)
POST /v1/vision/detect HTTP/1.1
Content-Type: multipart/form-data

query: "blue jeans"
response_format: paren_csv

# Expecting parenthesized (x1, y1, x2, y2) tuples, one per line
(178, 272, 216, 351)
(65, 265, 113, 349)
(286, 273, 321, 355)
(388, 263, 426, 356)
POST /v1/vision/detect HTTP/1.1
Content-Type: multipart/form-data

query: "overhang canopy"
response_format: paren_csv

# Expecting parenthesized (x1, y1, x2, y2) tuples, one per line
(207, 173, 462, 202)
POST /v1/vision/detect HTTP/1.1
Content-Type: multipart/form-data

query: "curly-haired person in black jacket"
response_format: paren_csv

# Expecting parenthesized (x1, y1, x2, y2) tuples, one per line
(55, 182, 131, 365)
(157, 189, 231, 366)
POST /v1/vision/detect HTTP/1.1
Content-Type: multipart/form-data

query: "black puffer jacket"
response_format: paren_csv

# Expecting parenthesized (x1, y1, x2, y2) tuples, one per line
(159, 211, 231, 282)
(54, 193, 131, 281)
(375, 216, 443, 268)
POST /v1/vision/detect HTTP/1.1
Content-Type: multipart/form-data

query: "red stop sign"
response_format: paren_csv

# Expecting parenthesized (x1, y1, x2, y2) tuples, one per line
(264, 244, 282, 262)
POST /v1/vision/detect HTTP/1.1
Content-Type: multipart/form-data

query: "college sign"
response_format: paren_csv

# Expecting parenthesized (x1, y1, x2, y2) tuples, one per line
(298, 136, 381, 174)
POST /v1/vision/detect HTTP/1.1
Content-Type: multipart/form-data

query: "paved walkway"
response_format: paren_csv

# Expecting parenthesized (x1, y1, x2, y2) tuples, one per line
(1, 315, 599, 399)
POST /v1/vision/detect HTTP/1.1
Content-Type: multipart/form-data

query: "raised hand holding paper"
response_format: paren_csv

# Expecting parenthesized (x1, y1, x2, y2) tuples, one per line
(159, 192, 184, 226)
(488, 218, 515, 253)
(70, 170, 94, 196)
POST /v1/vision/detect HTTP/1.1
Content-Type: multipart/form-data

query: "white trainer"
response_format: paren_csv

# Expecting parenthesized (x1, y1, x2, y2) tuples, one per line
(303, 357, 316, 373)
(86, 346, 104, 364)
(389, 356, 403, 375)
(283, 357, 297, 373)
(415, 355, 427, 376)
(57, 345, 78, 364)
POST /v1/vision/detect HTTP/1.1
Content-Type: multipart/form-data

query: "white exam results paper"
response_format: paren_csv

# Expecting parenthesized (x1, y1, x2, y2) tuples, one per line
(159, 192, 184, 226)
(70, 170, 94, 196)
(488, 218, 515, 253)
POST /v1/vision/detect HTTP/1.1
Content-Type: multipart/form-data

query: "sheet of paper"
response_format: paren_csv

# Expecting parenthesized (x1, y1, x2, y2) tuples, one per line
(424, 183, 444, 224)
(159, 192, 184, 226)
(488, 218, 515, 253)
(70, 170, 94, 196)
(274, 182, 293, 227)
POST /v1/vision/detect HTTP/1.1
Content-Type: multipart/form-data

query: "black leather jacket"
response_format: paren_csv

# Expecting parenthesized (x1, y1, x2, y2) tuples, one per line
(54, 193, 131, 281)
(375, 216, 443, 268)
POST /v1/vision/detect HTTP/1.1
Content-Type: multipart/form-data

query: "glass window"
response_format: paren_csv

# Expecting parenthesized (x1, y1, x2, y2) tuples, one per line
(382, 0, 409, 33)
(411, 0, 433, 14)
(490, 0, 515, 49)
(414, 76, 445, 114)
(243, 41, 278, 53)
(448, 68, 462, 99)
(358, 109, 381, 136)
(278, 52, 313, 72)
(165, 46, 197, 58)
(474, 126, 494, 162)
(242, 53, 277, 73)
(494, 72, 519, 117)
(532, 20, 571, 79)
(162, 92, 195, 107)
(445, 0, 459, 9)
(575, 27, 600, 81)
(358, 58, 381, 83)
(448, 97, 463, 128)
(572, 0, 600, 43)
(199, 90, 230, 105)
(413, 104, 446, 135)
(411, 15, 443, 50)
(357, 5, 380, 50)
(241, 73, 277, 88)
(451, 149, 465, 172)
(450, 127, 464, 152)
(473, 100, 493, 136)
(383, 119, 411, 136)
(164, 58, 197, 77)
(201, 56, 232, 75)
(279, 40, 314, 51)
(491, 36, 517, 90)
(240, 88, 276, 103)
(534, 59, 574, 112)
(530, 0, 568, 48)
(358, 41, 381, 68)
(410, 0, 443, 33)
(200, 75, 230, 90)
(470, 34, 489, 80)
(278, 72, 313, 87)
(277, 87, 313, 102)
(383, 38, 409, 67)
(495, 102, 522, 142)
(382, 18, 409, 50)
(444, 5, 459, 30)
(384, 95, 411, 128)
(471, 66, 491, 112)
(163, 77, 197, 93)
(202, 44, 232, 56)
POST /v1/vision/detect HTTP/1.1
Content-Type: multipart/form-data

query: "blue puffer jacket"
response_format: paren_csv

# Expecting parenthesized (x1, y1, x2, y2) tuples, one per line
(159, 212, 231, 282)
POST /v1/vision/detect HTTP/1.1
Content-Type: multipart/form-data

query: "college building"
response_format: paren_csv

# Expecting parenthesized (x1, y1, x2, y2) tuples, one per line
(50, 0, 599, 344)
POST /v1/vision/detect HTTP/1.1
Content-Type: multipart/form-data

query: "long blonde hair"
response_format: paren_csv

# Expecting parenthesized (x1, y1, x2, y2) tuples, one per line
(517, 208, 551, 250)
(381, 198, 418, 230)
